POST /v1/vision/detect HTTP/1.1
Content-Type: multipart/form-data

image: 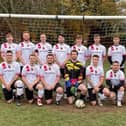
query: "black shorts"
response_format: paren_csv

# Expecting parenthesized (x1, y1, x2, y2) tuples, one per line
(60, 68, 65, 78)
(44, 83, 62, 100)
(2, 84, 15, 101)
(88, 86, 104, 101)
(20, 66, 23, 77)
(83, 67, 86, 79)
(25, 84, 38, 100)
(109, 87, 118, 94)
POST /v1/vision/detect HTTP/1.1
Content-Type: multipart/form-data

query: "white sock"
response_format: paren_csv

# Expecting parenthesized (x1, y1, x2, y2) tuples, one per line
(38, 89, 44, 98)
(98, 93, 106, 100)
(56, 93, 63, 101)
(17, 87, 24, 96)
(117, 91, 124, 101)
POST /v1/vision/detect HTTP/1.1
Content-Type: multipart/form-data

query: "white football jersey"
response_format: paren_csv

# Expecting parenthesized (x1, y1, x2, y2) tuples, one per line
(108, 45, 126, 64)
(22, 64, 40, 84)
(19, 41, 35, 64)
(71, 44, 87, 66)
(53, 43, 70, 65)
(1, 42, 19, 61)
(0, 61, 20, 88)
(40, 63, 60, 85)
(106, 69, 125, 86)
(35, 42, 52, 64)
(88, 44, 106, 67)
(86, 65, 104, 88)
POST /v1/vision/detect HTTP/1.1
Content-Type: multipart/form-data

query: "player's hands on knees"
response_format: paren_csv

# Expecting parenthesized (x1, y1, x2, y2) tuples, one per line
(93, 86, 99, 93)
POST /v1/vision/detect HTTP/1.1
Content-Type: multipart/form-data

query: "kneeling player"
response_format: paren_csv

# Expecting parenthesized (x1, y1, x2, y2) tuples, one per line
(106, 61, 125, 107)
(64, 50, 87, 105)
(40, 53, 63, 105)
(0, 50, 24, 105)
(22, 54, 44, 106)
(86, 55, 109, 106)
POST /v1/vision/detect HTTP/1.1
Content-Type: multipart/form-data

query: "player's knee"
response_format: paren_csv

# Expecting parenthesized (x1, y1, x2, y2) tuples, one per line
(36, 83, 43, 90)
(103, 88, 110, 96)
(119, 86, 124, 91)
(56, 87, 63, 94)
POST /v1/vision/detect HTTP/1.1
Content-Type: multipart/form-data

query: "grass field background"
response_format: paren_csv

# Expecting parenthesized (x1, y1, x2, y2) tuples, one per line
(0, 61, 125, 126)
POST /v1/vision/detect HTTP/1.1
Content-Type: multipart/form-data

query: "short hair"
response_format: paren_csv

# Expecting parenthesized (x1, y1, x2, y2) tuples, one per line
(94, 34, 100, 38)
(6, 50, 13, 54)
(71, 50, 78, 55)
(76, 34, 82, 39)
(113, 34, 120, 38)
(46, 53, 54, 58)
(29, 54, 36, 58)
(58, 33, 64, 37)
(93, 55, 99, 58)
(22, 31, 30, 35)
(6, 33, 13, 38)
(112, 61, 120, 64)
(40, 33, 46, 36)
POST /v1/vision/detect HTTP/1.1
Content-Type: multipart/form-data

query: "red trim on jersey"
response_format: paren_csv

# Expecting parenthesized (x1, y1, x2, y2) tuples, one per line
(21, 42, 24, 47)
(4, 43, 7, 48)
(43, 65, 48, 71)
(2, 63, 7, 69)
(111, 46, 114, 51)
(26, 65, 30, 71)
(55, 44, 59, 49)
(73, 46, 76, 50)
(38, 43, 41, 49)
(89, 66, 94, 72)
(91, 45, 94, 50)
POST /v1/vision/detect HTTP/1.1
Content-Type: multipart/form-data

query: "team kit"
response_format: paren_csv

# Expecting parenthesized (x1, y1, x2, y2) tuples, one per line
(0, 31, 126, 108)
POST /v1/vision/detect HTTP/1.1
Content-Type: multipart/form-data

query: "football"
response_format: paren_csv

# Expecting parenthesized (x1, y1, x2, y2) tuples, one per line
(75, 99, 85, 109)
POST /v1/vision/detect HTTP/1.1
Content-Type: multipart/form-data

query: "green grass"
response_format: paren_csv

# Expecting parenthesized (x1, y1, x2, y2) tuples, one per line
(0, 61, 125, 126)
(0, 101, 126, 126)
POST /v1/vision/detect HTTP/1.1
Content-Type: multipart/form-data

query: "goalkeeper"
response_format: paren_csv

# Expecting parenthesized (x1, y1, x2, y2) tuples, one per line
(64, 50, 87, 104)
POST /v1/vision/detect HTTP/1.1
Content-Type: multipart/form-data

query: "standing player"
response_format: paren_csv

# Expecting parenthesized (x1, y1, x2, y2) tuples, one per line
(35, 33, 52, 65)
(88, 34, 106, 68)
(1, 33, 19, 61)
(64, 50, 87, 105)
(22, 54, 44, 106)
(0, 50, 24, 105)
(71, 35, 87, 79)
(86, 55, 109, 106)
(53, 34, 70, 78)
(18, 31, 35, 66)
(106, 61, 125, 107)
(40, 53, 63, 105)
(108, 35, 126, 72)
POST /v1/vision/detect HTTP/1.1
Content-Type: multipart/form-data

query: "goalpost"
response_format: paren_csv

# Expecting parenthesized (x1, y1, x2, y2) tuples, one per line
(0, 13, 126, 47)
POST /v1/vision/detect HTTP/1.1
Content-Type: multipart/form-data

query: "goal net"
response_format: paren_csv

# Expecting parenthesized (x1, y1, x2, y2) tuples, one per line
(0, 14, 126, 47)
